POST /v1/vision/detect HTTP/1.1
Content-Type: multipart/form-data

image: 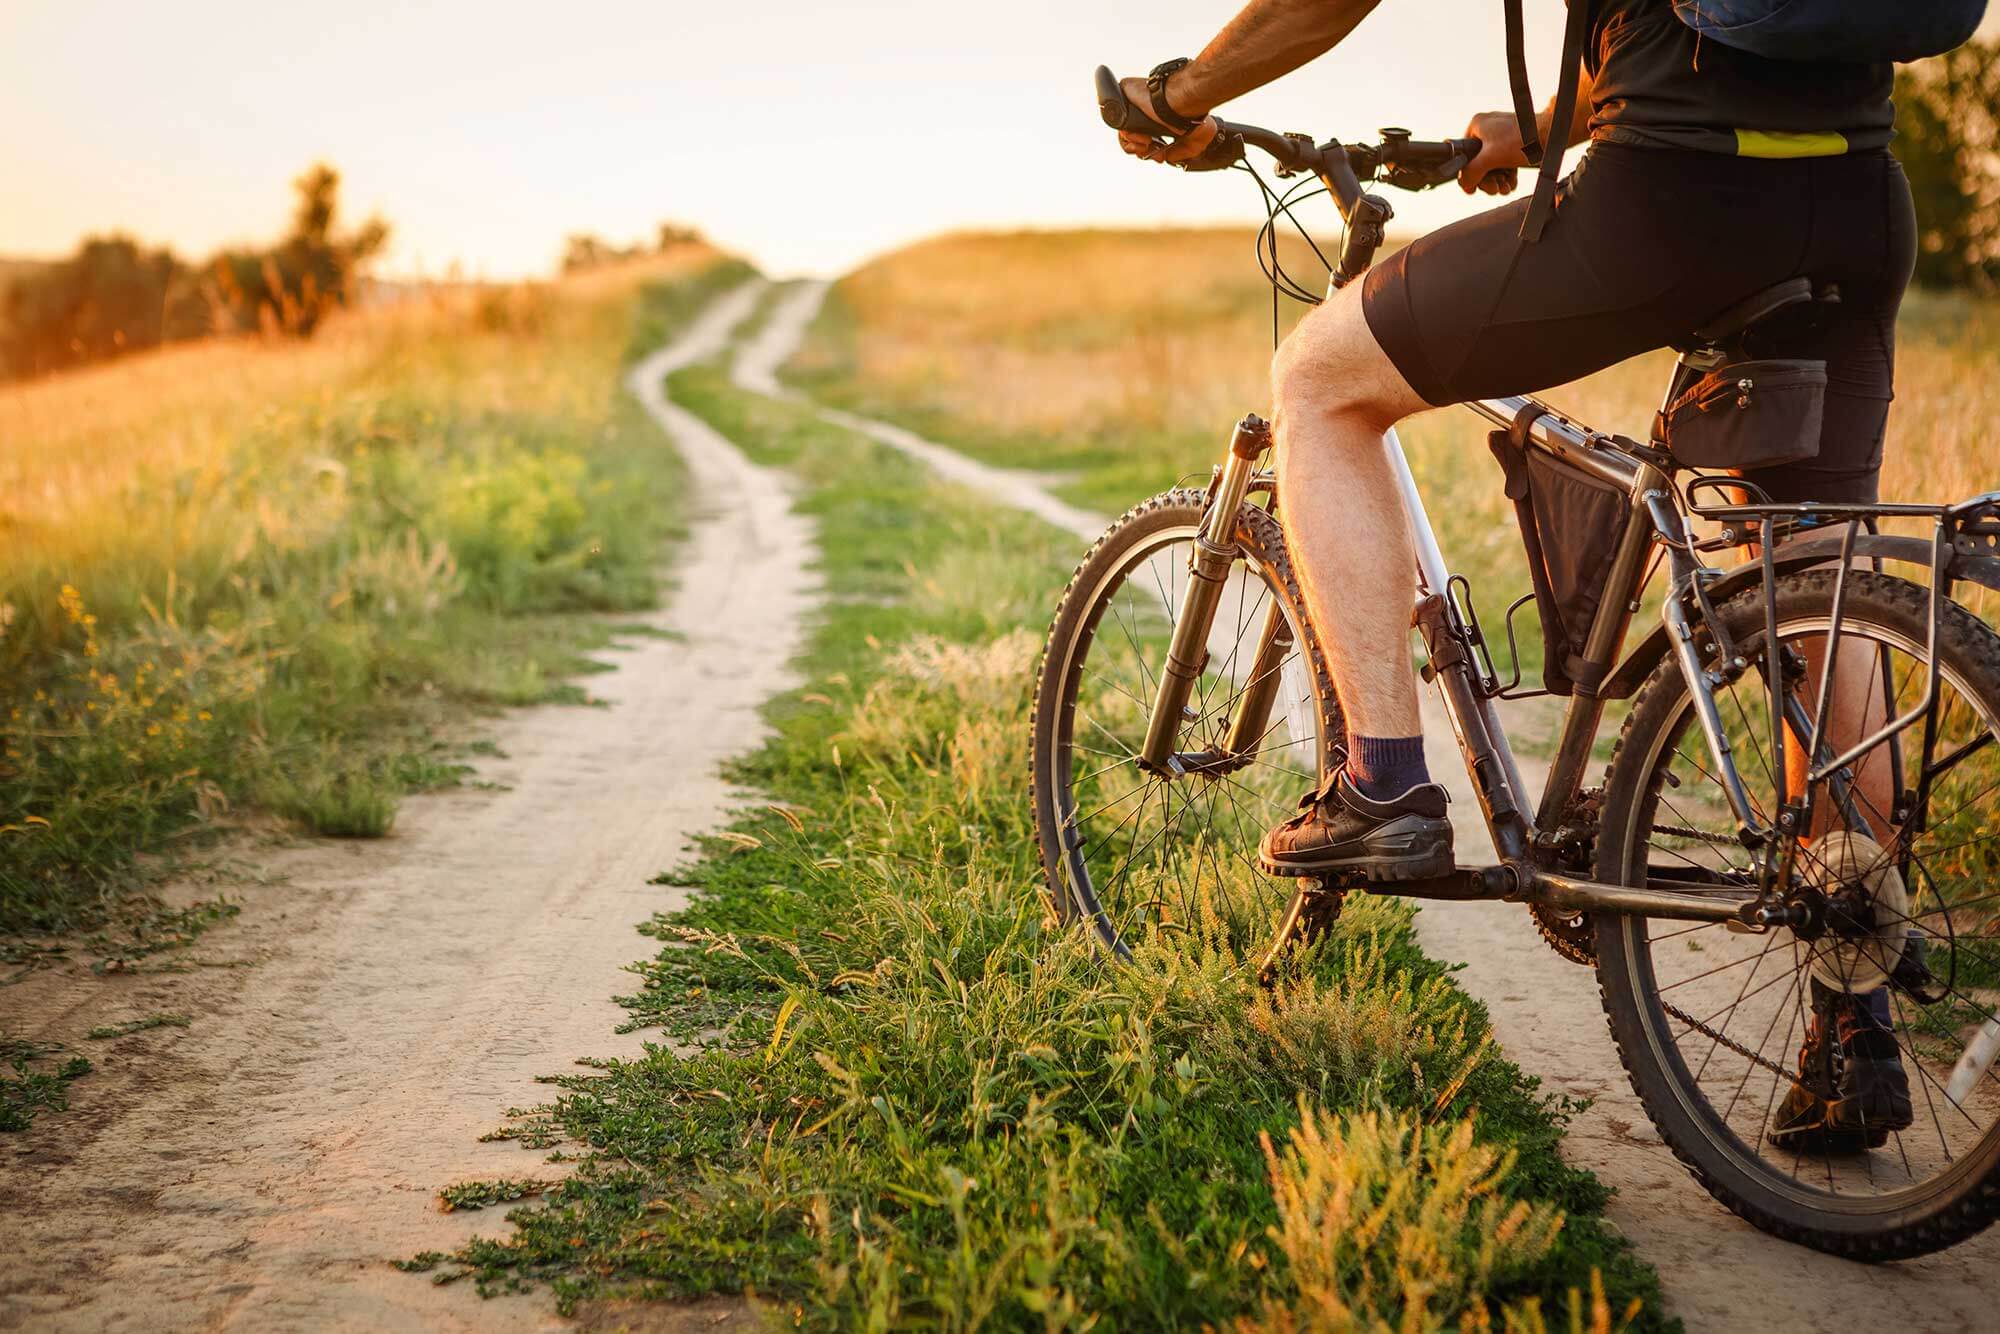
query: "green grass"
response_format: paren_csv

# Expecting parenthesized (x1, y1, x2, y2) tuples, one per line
(84, 1013, 191, 1040)
(418, 347, 1670, 1330)
(0, 1037, 91, 1131)
(0, 258, 751, 939)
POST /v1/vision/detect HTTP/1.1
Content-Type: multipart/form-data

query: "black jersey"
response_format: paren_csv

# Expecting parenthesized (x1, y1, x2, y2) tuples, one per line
(1584, 0, 1895, 157)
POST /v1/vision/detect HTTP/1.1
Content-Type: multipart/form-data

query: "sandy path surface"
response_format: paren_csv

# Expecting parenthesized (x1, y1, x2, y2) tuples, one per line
(739, 281, 1104, 544)
(755, 280, 2000, 1330)
(0, 278, 811, 1331)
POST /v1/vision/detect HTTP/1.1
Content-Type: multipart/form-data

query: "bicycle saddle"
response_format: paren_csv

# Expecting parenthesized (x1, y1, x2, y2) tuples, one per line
(1672, 276, 1840, 352)
(1674, 277, 1825, 354)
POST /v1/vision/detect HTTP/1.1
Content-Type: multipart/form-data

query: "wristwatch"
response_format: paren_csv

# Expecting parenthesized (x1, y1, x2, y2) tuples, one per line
(1146, 58, 1203, 134)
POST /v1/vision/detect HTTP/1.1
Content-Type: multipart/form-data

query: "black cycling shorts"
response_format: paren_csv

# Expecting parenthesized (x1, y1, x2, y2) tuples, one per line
(1361, 143, 1917, 504)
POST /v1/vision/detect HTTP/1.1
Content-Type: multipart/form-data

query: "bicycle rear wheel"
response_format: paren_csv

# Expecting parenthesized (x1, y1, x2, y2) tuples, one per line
(1029, 489, 1340, 957)
(1598, 570, 2000, 1257)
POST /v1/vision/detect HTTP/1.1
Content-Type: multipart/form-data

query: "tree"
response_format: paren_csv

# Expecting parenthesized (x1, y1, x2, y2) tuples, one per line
(562, 223, 706, 274)
(0, 164, 392, 380)
(561, 233, 624, 274)
(0, 237, 207, 378)
(210, 164, 390, 335)
(656, 222, 705, 250)
(1894, 43, 2000, 289)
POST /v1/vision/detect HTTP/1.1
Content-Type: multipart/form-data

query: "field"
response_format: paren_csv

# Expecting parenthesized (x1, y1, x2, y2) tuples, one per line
(786, 227, 2000, 626)
(0, 249, 745, 937)
(14, 226, 1998, 1326)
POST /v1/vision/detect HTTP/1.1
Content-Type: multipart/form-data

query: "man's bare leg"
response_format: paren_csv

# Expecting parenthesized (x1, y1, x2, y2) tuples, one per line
(1256, 282, 1454, 877)
(1248, 280, 1456, 876)
(1270, 284, 1432, 744)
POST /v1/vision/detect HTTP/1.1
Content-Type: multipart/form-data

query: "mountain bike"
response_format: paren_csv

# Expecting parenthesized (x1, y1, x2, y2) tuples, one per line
(1027, 68, 2000, 1259)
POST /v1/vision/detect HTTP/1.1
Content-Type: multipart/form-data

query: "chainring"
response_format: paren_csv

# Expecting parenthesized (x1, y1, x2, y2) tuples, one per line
(1530, 787, 1603, 967)
(1531, 902, 1598, 966)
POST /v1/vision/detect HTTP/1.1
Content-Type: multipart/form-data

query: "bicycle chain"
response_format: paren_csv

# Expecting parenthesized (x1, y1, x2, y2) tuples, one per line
(1662, 999, 1796, 1082)
(1651, 823, 1744, 848)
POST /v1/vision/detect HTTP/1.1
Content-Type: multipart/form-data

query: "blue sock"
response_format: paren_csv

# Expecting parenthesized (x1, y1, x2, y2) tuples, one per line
(1347, 734, 1430, 801)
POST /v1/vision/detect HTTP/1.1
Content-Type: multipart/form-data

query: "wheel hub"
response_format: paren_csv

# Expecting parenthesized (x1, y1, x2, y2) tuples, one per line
(1801, 832, 1909, 994)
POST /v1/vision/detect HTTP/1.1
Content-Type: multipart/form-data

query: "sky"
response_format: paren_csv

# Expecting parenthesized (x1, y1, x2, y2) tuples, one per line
(0, 1, 1941, 280)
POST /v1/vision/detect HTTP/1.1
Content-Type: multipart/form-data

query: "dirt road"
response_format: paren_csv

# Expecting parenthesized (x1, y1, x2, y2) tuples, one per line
(0, 279, 811, 1331)
(754, 280, 2000, 1331)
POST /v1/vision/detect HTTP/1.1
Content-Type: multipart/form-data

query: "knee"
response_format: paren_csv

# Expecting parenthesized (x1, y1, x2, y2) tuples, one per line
(1270, 301, 1396, 434)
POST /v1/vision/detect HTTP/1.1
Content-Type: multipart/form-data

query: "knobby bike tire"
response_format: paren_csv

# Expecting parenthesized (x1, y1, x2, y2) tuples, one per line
(1596, 569, 2000, 1259)
(1028, 489, 1342, 957)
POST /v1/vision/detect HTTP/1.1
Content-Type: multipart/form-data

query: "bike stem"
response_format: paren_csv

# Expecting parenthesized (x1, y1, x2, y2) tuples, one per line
(1139, 414, 1274, 772)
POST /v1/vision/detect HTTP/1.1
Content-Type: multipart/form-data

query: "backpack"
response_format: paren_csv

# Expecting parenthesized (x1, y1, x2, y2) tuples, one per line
(1668, 1, 1988, 64)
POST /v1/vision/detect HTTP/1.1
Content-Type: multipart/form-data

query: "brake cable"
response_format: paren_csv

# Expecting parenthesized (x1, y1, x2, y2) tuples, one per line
(1239, 160, 1340, 349)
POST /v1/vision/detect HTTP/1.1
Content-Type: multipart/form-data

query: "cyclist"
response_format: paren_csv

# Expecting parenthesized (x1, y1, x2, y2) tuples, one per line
(1111, 0, 1917, 1150)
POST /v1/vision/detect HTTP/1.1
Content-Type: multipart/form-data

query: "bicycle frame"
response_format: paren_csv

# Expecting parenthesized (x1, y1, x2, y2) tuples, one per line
(1141, 395, 2000, 931)
(1397, 399, 1761, 924)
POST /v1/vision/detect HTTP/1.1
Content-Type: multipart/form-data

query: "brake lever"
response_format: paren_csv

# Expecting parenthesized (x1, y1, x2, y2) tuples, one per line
(1178, 132, 1245, 173)
(1378, 158, 1469, 192)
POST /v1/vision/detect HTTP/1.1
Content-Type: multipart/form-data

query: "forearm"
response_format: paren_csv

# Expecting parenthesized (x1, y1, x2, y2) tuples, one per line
(1164, 0, 1384, 119)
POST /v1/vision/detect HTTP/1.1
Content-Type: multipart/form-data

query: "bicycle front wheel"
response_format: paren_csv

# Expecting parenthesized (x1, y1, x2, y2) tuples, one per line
(1029, 488, 1340, 958)
(1598, 569, 2000, 1258)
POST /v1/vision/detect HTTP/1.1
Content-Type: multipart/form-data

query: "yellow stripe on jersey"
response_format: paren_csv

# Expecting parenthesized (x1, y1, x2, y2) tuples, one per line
(1735, 129, 1850, 159)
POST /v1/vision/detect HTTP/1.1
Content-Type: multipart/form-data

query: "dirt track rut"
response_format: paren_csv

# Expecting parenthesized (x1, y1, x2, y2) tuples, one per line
(0, 278, 812, 1331)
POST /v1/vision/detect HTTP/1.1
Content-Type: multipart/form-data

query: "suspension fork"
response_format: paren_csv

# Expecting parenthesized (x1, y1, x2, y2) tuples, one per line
(1221, 600, 1295, 761)
(1139, 413, 1273, 772)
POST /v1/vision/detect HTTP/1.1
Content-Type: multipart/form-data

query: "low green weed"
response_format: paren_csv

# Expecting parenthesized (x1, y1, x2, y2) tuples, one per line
(1, 1038, 91, 1131)
(85, 1013, 192, 1040)
(439, 1179, 552, 1213)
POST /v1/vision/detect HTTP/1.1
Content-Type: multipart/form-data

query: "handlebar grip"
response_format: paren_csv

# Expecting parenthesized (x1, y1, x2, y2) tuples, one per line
(1094, 64, 1174, 138)
(1454, 136, 1482, 162)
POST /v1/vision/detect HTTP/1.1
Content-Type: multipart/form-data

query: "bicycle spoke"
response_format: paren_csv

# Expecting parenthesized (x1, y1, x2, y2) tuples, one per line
(1695, 931, 1783, 1084)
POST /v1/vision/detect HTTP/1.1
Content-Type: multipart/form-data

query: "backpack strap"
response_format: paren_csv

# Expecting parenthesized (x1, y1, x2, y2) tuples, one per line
(1503, 0, 1544, 168)
(1518, 0, 1593, 243)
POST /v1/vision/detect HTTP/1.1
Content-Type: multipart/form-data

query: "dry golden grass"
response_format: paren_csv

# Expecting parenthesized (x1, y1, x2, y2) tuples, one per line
(790, 228, 1306, 448)
(798, 226, 1996, 501)
(0, 246, 717, 586)
(795, 226, 2000, 632)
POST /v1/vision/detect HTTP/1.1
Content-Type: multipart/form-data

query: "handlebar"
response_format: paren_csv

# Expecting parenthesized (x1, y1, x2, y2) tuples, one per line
(1093, 66, 1477, 206)
(1093, 64, 1481, 288)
